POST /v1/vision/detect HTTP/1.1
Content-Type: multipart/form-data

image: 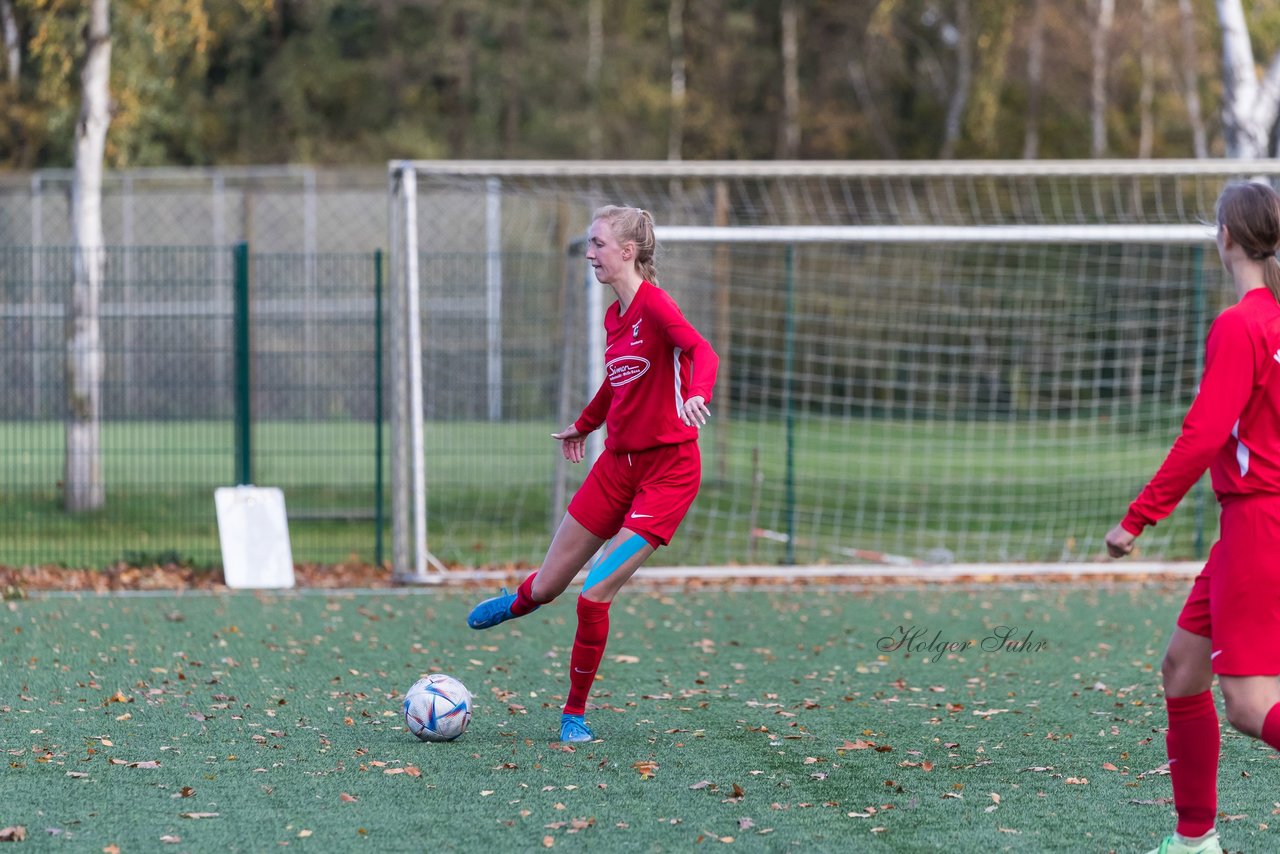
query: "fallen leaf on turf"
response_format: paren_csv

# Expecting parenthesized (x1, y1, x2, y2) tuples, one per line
(1103, 762, 1119, 771)
(1064, 777, 1088, 785)
(404, 766, 421, 777)
(1129, 798, 1174, 806)
(339, 793, 358, 802)
(738, 818, 754, 830)
(610, 654, 640, 664)
(298, 830, 312, 838)
(65, 771, 88, 778)
(838, 739, 874, 751)
(632, 760, 659, 779)
(179, 813, 219, 819)
(160, 835, 181, 844)
(179, 786, 195, 798)
(0, 827, 25, 842)
(990, 793, 1001, 804)
(690, 780, 714, 790)
(104, 845, 121, 854)
(542, 836, 554, 848)
(109, 758, 161, 768)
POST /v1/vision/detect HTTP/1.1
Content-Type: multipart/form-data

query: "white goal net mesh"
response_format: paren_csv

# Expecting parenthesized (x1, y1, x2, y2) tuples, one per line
(388, 161, 1271, 573)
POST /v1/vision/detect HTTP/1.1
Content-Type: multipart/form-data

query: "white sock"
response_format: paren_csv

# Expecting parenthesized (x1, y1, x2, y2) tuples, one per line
(1175, 829, 1217, 846)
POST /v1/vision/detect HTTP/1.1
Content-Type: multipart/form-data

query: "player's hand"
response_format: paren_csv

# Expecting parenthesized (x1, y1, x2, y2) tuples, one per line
(552, 425, 586, 463)
(681, 395, 710, 428)
(1104, 522, 1137, 559)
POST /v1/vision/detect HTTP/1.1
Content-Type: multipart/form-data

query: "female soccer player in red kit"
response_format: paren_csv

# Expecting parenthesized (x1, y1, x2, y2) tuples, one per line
(467, 205, 718, 743)
(1106, 182, 1280, 854)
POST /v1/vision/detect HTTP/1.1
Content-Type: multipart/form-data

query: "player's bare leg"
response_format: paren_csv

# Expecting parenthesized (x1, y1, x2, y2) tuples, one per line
(467, 514, 605, 629)
(1218, 674, 1280, 739)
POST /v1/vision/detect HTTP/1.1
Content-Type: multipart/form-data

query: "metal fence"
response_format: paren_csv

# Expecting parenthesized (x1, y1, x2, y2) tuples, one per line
(0, 167, 388, 252)
(1, 245, 387, 569)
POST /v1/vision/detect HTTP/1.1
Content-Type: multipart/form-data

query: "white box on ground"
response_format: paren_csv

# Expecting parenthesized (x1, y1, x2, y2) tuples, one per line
(214, 486, 296, 589)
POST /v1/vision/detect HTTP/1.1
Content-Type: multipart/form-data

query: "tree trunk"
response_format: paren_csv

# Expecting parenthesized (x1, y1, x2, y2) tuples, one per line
(1022, 0, 1044, 159)
(1177, 0, 1208, 158)
(778, 0, 800, 159)
(1090, 0, 1114, 158)
(586, 0, 603, 159)
(667, 0, 686, 162)
(1216, 0, 1280, 158)
(1138, 0, 1155, 158)
(1, 0, 18, 83)
(66, 0, 111, 512)
(939, 0, 972, 160)
(848, 57, 898, 158)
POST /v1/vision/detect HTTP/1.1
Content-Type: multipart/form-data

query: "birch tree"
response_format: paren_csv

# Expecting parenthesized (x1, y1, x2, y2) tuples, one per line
(667, 0, 685, 161)
(778, 0, 800, 158)
(1, 0, 18, 83)
(1177, 0, 1208, 158)
(1137, 0, 1155, 158)
(939, 0, 972, 159)
(1022, 0, 1045, 158)
(1090, 0, 1114, 157)
(586, 0, 603, 159)
(65, 0, 110, 512)
(1216, 0, 1280, 158)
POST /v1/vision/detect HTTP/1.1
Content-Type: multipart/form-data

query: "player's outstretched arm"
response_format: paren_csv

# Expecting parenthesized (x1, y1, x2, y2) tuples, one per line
(1104, 522, 1136, 559)
(553, 425, 587, 463)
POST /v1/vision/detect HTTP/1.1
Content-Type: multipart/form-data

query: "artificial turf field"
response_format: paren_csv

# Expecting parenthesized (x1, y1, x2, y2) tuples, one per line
(3, 583, 1277, 853)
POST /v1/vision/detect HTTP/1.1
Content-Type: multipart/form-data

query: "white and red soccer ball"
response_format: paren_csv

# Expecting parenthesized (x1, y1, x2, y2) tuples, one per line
(403, 673, 472, 742)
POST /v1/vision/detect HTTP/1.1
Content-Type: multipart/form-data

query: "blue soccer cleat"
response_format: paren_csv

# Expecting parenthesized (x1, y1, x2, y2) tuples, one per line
(559, 713, 595, 743)
(467, 588, 533, 629)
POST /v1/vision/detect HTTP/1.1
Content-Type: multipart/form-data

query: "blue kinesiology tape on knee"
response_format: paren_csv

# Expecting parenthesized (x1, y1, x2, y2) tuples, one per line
(582, 534, 648, 592)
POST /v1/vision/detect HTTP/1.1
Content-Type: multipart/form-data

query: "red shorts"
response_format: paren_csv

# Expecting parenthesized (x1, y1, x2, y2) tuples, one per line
(1176, 495, 1280, 676)
(567, 441, 701, 548)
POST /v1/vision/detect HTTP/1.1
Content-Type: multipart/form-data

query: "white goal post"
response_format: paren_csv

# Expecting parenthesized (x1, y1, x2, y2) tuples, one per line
(388, 159, 1276, 582)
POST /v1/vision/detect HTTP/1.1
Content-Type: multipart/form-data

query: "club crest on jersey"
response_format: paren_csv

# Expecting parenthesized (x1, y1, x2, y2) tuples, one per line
(606, 355, 650, 386)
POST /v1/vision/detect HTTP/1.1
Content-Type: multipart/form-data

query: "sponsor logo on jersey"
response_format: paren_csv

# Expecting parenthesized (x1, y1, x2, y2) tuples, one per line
(607, 355, 650, 386)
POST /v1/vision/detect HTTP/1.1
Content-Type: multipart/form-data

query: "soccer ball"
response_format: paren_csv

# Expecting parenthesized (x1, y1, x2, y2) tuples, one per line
(403, 673, 472, 742)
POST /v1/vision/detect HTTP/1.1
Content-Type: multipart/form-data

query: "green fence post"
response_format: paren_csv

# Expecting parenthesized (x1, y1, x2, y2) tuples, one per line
(1192, 244, 1206, 559)
(234, 242, 252, 486)
(375, 249, 386, 568)
(783, 244, 796, 566)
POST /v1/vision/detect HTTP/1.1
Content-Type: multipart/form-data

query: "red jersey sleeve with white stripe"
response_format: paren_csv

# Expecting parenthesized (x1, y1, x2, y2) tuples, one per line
(573, 281, 720, 452)
(1123, 289, 1280, 535)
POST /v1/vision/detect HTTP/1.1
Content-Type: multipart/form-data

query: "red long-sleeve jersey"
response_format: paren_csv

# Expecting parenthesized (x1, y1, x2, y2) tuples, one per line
(574, 280, 719, 453)
(1123, 287, 1280, 535)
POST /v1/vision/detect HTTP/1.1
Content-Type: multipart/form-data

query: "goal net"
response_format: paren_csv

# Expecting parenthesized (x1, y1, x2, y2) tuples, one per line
(387, 161, 1267, 578)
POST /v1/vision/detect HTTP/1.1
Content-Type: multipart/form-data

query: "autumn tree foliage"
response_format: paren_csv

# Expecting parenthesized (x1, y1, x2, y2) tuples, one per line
(0, 0, 1276, 167)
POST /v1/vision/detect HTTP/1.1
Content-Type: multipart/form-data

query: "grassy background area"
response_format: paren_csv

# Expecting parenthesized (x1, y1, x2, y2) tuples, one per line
(3, 584, 1274, 852)
(1, 415, 1213, 569)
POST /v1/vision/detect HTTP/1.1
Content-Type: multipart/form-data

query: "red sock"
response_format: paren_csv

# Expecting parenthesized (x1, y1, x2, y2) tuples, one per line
(563, 597, 610, 716)
(1261, 702, 1280, 751)
(510, 573, 541, 616)
(1166, 690, 1219, 839)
